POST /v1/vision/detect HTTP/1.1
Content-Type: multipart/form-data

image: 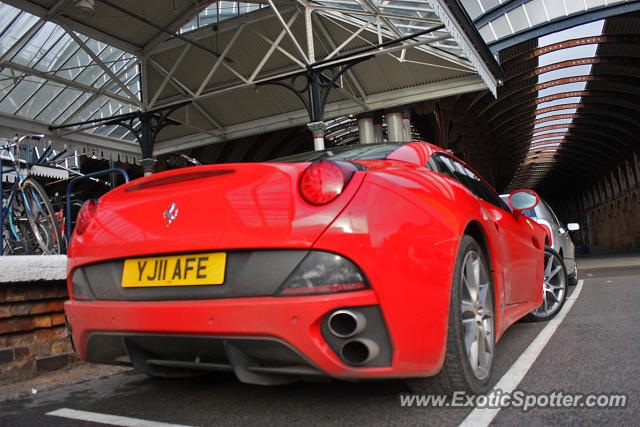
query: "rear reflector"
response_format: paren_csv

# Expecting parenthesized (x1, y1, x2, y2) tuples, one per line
(276, 251, 368, 296)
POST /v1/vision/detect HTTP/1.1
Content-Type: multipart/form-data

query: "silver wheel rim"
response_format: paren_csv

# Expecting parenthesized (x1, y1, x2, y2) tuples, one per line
(460, 250, 494, 381)
(532, 251, 566, 317)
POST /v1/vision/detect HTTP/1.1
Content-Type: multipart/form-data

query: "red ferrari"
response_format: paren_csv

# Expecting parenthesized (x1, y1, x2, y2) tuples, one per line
(65, 141, 546, 393)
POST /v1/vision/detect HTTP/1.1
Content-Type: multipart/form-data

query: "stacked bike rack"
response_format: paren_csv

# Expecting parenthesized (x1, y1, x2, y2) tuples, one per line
(1, 157, 69, 256)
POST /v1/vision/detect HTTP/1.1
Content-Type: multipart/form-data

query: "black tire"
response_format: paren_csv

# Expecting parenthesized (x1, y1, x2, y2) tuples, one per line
(524, 246, 567, 322)
(568, 265, 578, 286)
(407, 235, 495, 394)
(20, 177, 63, 255)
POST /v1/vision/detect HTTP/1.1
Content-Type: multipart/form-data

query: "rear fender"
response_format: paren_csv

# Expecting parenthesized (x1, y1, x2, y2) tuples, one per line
(313, 170, 470, 373)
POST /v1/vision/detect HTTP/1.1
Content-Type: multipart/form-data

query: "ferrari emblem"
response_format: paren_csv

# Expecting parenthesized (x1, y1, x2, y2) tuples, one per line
(163, 203, 179, 227)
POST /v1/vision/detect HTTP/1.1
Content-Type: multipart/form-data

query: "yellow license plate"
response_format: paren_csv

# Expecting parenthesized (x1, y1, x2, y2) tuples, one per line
(121, 252, 226, 287)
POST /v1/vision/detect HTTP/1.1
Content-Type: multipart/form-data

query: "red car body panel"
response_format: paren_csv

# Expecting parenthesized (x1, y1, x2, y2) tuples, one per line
(65, 142, 545, 381)
(67, 163, 365, 265)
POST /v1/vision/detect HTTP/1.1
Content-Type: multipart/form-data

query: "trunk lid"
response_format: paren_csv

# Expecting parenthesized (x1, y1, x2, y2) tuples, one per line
(69, 163, 364, 262)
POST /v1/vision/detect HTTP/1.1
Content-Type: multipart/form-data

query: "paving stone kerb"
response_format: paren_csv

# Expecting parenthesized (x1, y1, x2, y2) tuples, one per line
(0, 255, 75, 385)
(0, 255, 66, 283)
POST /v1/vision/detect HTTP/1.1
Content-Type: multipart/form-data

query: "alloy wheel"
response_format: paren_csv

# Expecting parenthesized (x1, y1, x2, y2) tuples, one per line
(460, 250, 494, 381)
(531, 249, 567, 317)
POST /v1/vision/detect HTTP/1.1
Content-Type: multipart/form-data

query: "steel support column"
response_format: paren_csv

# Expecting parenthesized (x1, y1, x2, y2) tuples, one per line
(386, 109, 404, 142)
(357, 113, 375, 144)
(307, 121, 327, 151)
(402, 106, 412, 141)
(373, 111, 384, 142)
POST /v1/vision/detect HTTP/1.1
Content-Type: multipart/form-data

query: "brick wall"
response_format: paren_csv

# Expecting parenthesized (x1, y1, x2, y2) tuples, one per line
(0, 279, 76, 385)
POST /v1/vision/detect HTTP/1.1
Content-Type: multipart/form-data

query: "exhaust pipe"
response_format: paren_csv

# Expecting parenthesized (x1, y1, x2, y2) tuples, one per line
(328, 310, 367, 338)
(340, 338, 380, 366)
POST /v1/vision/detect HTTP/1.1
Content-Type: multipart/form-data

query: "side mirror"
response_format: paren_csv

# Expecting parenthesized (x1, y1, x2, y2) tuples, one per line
(508, 189, 540, 214)
(567, 223, 580, 231)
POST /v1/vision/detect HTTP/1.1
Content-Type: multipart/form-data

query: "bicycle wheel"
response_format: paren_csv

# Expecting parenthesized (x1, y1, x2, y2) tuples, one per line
(3, 195, 36, 254)
(19, 177, 63, 255)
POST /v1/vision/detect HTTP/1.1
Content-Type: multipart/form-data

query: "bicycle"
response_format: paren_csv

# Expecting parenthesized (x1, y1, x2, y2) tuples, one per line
(1, 135, 63, 255)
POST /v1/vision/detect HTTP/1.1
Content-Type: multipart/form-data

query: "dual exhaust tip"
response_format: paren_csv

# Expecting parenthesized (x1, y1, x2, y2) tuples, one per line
(328, 309, 379, 366)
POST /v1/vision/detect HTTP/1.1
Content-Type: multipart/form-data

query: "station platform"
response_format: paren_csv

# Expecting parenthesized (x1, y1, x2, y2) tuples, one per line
(576, 250, 640, 272)
(0, 255, 66, 283)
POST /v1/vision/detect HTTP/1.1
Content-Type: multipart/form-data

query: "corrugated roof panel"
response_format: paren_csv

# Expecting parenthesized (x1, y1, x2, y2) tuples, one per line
(189, 84, 314, 126)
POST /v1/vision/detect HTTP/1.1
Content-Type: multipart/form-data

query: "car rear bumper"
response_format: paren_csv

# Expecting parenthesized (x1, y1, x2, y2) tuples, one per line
(64, 291, 443, 383)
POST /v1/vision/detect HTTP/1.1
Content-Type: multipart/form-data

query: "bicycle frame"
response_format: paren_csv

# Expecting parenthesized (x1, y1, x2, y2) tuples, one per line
(1, 135, 46, 255)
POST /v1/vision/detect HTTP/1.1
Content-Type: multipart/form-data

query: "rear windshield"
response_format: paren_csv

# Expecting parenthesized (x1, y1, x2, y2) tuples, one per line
(270, 143, 405, 162)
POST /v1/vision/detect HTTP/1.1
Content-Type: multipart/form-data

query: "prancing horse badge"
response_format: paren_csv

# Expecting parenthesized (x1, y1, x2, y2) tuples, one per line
(163, 203, 179, 227)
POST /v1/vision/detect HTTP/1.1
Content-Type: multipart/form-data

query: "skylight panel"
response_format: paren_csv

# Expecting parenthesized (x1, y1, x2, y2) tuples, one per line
(34, 34, 77, 73)
(0, 5, 20, 34)
(537, 65, 593, 84)
(533, 127, 570, 136)
(524, 0, 548, 27)
(537, 96, 582, 110)
(538, 20, 605, 47)
(35, 87, 83, 123)
(538, 45, 599, 67)
(531, 136, 564, 144)
(51, 92, 92, 124)
(538, 82, 587, 97)
(0, 12, 40, 57)
(16, 82, 65, 119)
(180, 2, 266, 33)
(534, 118, 573, 128)
(460, 0, 483, 20)
(12, 22, 66, 68)
(0, 76, 44, 114)
(536, 108, 578, 119)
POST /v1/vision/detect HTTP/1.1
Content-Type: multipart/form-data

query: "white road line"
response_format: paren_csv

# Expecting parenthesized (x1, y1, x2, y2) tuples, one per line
(459, 279, 585, 427)
(46, 408, 194, 427)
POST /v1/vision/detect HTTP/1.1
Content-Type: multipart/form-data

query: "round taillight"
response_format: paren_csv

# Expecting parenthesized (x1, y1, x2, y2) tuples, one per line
(75, 199, 97, 235)
(299, 160, 352, 205)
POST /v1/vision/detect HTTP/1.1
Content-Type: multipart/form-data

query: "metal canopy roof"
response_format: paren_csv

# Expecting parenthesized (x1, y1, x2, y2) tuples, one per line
(0, 0, 501, 159)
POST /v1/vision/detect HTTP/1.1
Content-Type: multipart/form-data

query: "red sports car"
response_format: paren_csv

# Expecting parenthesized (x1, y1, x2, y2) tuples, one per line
(65, 141, 546, 393)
